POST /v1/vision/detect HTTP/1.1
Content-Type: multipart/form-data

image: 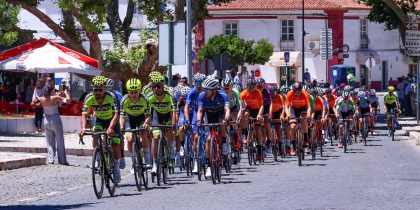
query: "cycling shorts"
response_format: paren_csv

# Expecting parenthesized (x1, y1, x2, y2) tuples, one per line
(263, 104, 270, 115)
(314, 110, 323, 119)
(151, 112, 172, 136)
(178, 111, 198, 134)
(290, 106, 307, 119)
(247, 107, 260, 119)
(370, 102, 378, 107)
(359, 107, 370, 119)
(272, 109, 282, 119)
(93, 118, 121, 144)
(329, 108, 335, 115)
(338, 111, 354, 124)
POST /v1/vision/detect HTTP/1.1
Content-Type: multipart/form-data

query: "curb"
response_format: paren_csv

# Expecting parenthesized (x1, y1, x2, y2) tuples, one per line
(408, 131, 420, 146)
(0, 156, 46, 170)
(0, 147, 130, 157)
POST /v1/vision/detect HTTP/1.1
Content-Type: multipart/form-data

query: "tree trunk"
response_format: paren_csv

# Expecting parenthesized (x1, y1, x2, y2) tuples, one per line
(381, 0, 409, 24)
(175, 0, 186, 21)
(6, 0, 88, 55)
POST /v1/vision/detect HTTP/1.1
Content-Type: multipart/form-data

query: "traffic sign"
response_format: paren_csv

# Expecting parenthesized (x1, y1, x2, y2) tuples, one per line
(406, 48, 420, 56)
(406, 30, 420, 40)
(365, 57, 376, 68)
(405, 40, 420, 48)
(320, 28, 333, 60)
(284, 52, 290, 63)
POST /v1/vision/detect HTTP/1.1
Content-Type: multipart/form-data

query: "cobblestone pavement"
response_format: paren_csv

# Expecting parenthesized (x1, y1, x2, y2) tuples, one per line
(1, 119, 420, 210)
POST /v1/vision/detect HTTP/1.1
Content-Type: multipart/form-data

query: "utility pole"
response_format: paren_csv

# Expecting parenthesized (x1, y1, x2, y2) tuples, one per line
(186, 0, 193, 85)
(301, 0, 305, 83)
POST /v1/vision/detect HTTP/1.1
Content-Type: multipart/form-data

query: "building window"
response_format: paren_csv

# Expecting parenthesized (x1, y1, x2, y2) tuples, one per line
(224, 22, 238, 36)
(281, 20, 294, 41)
(360, 18, 368, 39)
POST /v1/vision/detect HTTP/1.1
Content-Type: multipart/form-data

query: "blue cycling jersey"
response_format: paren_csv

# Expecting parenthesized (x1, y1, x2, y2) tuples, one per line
(198, 91, 229, 113)
(186, 87, 201, 112)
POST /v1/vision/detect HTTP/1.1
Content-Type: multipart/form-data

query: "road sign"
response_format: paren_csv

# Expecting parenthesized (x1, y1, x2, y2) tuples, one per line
(365, 57, 376, 68)
(405, 40, 420, 48)
(320, 28, 333, 60)
(284, 52, 290, 63)
(343, 54, 349, 58)
(406, 30, 420, 40)
(406, 48, 420, 56)
(158, 21, 186, 66)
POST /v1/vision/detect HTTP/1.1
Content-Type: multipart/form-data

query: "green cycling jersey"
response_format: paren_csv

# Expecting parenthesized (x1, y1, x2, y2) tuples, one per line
(335, 99, 355, 113)
(226, 88, 241, 111)
(148, 91, 174, 114)
(82, 92, 117, 120)
(120, 94, 150, 117)
(384, 93, 398, 105)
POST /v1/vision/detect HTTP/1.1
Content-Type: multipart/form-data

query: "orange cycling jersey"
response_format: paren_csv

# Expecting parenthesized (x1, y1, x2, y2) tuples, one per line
(285, 90, 310, 109)
(271, 94, 284, 113)
(325, 94, 337, 108)
(314, 96, 324, 111)
(240, 89, 263, 109)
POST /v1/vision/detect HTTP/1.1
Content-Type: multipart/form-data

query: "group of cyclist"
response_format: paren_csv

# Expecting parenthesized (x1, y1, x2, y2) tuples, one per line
(79, 71, 401, 185)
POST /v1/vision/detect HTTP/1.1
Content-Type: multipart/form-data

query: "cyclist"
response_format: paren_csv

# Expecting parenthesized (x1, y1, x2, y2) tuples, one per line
(120, 78, 151, 173)
(285, 82, 311, 156)
(256, 78, 272, 154)
(356, 91, 373, 141)
(324, 87, 337, 141)
(175, 85, 192, 167)
(196, 78, 230, 178)
(220, 78, 242, 163)
(142, 71, 162, 97)
(368, 89, 379, 121)
(335, 91, 355, 148)
(384, 86, 400, 136)
(310, 87, 326, 151)
(269, 85, 285, 152)
(185, 73, 206, 174)
(238, 79, 264, 160)
(146, 74, 176, 174)
(80, 76, 122, 183)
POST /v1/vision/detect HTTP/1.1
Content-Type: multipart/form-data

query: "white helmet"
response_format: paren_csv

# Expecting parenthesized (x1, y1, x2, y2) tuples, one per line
(202, 78, 219, 90)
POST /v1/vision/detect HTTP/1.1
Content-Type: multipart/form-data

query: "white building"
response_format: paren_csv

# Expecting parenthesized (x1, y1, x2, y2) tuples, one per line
(199, 0, 415, 90)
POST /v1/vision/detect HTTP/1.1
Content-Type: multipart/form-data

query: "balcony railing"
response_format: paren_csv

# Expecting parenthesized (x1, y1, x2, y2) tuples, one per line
(280, 40, 295, 51)
(360, 36, 370, 49)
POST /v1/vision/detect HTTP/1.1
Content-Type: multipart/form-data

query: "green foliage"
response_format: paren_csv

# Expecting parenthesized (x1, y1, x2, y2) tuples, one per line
(198, 35, 273, 65)
(0, 2, 19, 46)
(358, 0, 418, 30)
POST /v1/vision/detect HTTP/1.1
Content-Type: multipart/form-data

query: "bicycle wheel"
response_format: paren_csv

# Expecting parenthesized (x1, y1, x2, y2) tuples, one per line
(156, 138, 162, 186)
(364, 119, 368, 146)
(132, 141, 144, 192)
(184, 135, 191, 176)
(343, 124, 348, 153)
(329, 121, 334, 146)
(92, 147, 104, 199)
(210, 136, 217, 184)
(105, 150, 116, 197)
(247, 130, 253, 166)
(297, 130, 302, 166)
(391, 115, 395, 141)
(311, 129, 316, 160)
(272, 129, 278, 162)
(162, 143, 169, 184)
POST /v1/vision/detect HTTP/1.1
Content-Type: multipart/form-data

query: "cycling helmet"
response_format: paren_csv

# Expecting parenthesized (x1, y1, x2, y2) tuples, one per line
(351, 90, 358, 96)
(344, 85, 353, 92)
(360, 85, 367, 91)
(358, 91, 366, 98)
(105, 78, 114, 88)
(92, 76, 107, 87)
(180, 86, 191, 97)
(233, 83, 243, 92)
(336, 89, 343, 96)
(325, 87, 332, 93)
(339, 83, 346, 88)
(316, 87, 324, 96)
(387, 86, 395, 92)
(202, 78, 219, 90)
(247, 79, 257, 86)
(342, 91, 350, 98)
(126, 78, 142, 91)
(221, 78, 234, 87)
(173, 85, 183, 99)
(292, 82, 302, 91)
(310, 88, 318, 96)
(303, 84, 310, 92)
(370, 89, 376, 95)
(151, 74, 164, 84)
(193, 73, 206, 82)
(149, 71, 161, 79)
(268, 85, 278, 93)
(256, 78, 266, 86)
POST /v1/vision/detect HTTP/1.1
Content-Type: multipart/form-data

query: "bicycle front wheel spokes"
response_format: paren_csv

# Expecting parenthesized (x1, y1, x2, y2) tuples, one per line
(92, 147, 104, 199)
(210, 137, 217, 185)
(133, 143, 144, 191)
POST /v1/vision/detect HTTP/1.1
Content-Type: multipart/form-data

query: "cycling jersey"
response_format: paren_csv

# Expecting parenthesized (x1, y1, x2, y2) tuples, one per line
(314, 96, 324, 112)
(369, 95, 378, 104)
(271, 94, 284, 113)
(120, 94, 149, 117)
(141, 83, 152, 96)
(240, 89, 263, 110)
(198, 91, 229, 114)
(325, 94, 337, 109)
(285, 90, 310, 109)
(186, 87, 202, 113)
(221, 88, 241, 112)
(309, 95, 315, 110)
(148, 91, 174, 115)
(335, 99, 355, 113)
(357, 97, 370, 109)
(259, 87, 271, 106)
(384, 93, 398, 105)
(82, 93, 117, 120)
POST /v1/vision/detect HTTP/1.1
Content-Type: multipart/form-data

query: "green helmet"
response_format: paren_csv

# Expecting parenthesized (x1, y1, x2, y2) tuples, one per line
(149, 71, 161, 79)
(151, 74, 164, 84)
(92, 76, 107, 87)
(387, 86, 395, 92)
(126, 78, 142, 91)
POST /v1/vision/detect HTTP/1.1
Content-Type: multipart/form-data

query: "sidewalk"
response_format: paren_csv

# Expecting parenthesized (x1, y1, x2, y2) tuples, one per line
(399, 116, 420, 145)
(0, 152, 46, 170)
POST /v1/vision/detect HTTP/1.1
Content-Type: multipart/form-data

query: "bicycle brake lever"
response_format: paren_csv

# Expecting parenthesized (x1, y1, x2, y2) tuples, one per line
(79, 136, 85, 145)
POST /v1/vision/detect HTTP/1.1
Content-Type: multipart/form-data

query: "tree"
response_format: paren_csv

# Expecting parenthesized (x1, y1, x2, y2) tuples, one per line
(0, 2, 20, 47)
(358, 0, 419, 43)
(198, 35, 273, 66)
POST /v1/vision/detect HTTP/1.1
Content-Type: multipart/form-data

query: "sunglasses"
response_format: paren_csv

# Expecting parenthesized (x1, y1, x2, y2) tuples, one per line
(195, 82, 203, 86)
(93, 88, 104, 93)
(152, 84, 162, 89)
(129, 91, 139, 94)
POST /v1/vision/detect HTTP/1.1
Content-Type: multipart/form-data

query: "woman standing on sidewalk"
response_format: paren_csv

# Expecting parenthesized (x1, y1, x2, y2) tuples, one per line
(32, 78, 45, 134)
(39, 77, 70, 165)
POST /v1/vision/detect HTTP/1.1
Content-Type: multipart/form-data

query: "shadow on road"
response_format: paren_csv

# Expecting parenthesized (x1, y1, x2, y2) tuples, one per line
(300, 163, 327, 167)
(2, 203, 97, 210)
(221, 180, 251, 184)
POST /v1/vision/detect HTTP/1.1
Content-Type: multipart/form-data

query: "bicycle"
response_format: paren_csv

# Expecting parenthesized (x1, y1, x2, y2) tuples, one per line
(361, 113, 373, 146)
(328, 114, 338, 146)
(246, 117, 258, 166)
(122, 128, 149, 191)
(280, 121, 288, 158)
(309, 119, 317, 160)
(270, 119, 283, 161)
(228, 121, 241, 165)
(295, 117, 305, 166)
(341, 118, 352, 153)
(201, 123, 224, 185)
(81, 129, 116, 199)
(196, 126, 208, 181)
(387, 110, 396, 141)
(151, 124, 174, 186)
(182, 125, 194, 176)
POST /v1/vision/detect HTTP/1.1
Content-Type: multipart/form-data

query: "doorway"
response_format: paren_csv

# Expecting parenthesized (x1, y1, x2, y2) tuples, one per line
(359, 65, 368, 87)
(382, 61, 388, 90)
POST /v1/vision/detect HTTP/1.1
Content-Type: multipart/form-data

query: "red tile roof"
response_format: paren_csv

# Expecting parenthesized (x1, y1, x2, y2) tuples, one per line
(207, 0, 370, 11)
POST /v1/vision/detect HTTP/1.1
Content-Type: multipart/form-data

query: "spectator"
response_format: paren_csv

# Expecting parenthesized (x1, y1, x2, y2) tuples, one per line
(171, 73, 181, 87)
(16, 80, 24, 102)
(303, 68, 311, 85)
(397, 77, 405, 114)
(39, 77, 70, 165)
(180, 77, 188, 86)
(32, 78, 46, 134)
(234, 71, 241, 85)
(347, 71, 355, 87)
(405, 78, 414, 116)
(25, 79, 35, 104)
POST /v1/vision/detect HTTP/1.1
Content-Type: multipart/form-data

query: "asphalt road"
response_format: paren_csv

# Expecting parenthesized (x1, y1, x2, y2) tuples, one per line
(2, 117, 420, 210)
